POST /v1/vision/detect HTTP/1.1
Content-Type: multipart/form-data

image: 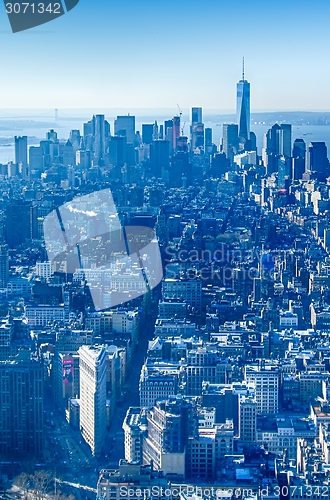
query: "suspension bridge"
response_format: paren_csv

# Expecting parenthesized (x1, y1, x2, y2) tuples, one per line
(0, 109, 86, 121)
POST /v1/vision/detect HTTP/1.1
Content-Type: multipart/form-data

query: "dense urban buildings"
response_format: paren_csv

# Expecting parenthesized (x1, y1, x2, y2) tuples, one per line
(1, 70, 330, 499)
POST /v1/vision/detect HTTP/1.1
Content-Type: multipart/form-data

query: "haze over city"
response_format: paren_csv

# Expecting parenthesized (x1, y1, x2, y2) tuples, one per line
(1, 0, 330, 110)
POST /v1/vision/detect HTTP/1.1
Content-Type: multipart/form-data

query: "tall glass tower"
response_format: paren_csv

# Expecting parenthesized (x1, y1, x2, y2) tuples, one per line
(236, 59, 250, 142)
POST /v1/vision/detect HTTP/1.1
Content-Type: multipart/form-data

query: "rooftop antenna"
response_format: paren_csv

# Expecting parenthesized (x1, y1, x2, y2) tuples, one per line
(242, 57, 245, 81)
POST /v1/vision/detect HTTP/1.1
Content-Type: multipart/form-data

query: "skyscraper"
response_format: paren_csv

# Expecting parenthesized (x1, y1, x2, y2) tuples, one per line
(94, 114, 105, 162)
(79, 345, 107, 457)
(150, 140, 170, 177)
(142, 124, 154, 145)
(280, 123, 292, 157)
(114, 115, 135, 144)
(0, 349, 43, 458)
(236, 59, 250, 142)
(293, 138, 306, 159)
(0, 246, 9, 289)
(5, 200, 32, 248)
(15, 136, 28, 178)
(192, 107, 202, 125)
(222, 124, 238, 161)
(62, 139, 75, 167)
(172, 116, 181, 152)
(205, 127, 213, 154)
(109, 135, 127, 167)
(191, 123, 204, 150)
(292, 139, 306, 181)
(306, 142, 330, 182)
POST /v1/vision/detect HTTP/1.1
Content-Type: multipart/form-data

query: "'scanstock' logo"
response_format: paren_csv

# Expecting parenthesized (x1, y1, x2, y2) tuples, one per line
(43, 189, 163, 311)
(4, 0, 79, 33)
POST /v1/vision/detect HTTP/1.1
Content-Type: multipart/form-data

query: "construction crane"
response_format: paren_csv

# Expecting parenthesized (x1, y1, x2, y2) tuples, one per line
(176, 104, 185, 135)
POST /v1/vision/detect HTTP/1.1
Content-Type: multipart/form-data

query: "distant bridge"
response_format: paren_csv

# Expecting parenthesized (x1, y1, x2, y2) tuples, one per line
(0, 109, 85, 121)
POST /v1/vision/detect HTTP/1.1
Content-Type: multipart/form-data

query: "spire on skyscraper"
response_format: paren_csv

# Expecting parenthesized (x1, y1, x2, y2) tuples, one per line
(236, 61, 250, 142)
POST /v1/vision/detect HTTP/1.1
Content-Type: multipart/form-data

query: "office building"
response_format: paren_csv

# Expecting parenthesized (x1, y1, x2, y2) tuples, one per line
(79, 345, 107, 457)
(185, 421, 234, 480)
(109, 135, 126, 167)
(95, 114, 106, 162)
(239, 394, 257, 443)
(293, 138, 306, 159)
(279, 123, 292, 157)
(142, 124, 154, 145)
(97, 462, 172, 500)
(15, 135, 28, 165)
(205, 127, 213, 154)
(54, 353, 80, 409)
(150, 140, 170, 177)
(29, 145, 43, 172)
(5, 200, 32, 248)
(162, 278, 202, 310)
(236, 61, 250, 142)
(245, 363, 279, 414)
(139, 365, 178, 407)
(191, 107, 202, 125)
(62, 139, 75, 167)
(0, 246, 9, 289)
(191, 123, 204, 150)
(0, 349, 43, 458)
(114, 115, 135, 143)
(0, 318, 14, 361)
(306, 142, 329, 182)
(122, 407, 145, 463)
(142, 398, 194, 476)
(173, 116, 181, 152)
(223, 124, 238, 161)
(25, 304, 65, 327)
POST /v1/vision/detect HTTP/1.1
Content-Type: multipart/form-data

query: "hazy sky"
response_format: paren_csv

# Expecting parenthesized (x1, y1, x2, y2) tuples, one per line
(1, 0, 330, 110)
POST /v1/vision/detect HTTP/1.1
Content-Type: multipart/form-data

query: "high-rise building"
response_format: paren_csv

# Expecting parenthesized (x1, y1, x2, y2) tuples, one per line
(5, 200, 32, 248)
(0, 349, 43, 458)
(293, 138, 306, 159)
(0, 246, 9, 289)
(97, 462, 172, 500)
(109, 135, 127, 167)
(46, 129, 57, 142)
(15, 136, 28, 178)
(236, 60, 250, 142)
(142, 124, 154, 145)
(292, 139, 306, 180)
(306, 142, 329, 182)
(83, 119, 94, 139)
(79, 345, 107, 457)
(152, 121, 159, 141)
(172, 116, 181, 152)
(29, 146, 43, 172)
(191, 107, 202, 125)
(94, 114, 105, 162)
(164, 119, 173, 136)
(191, 123, 204, 150)
(54, 353, 80, 409)
(222, 124, 238, 161)
(62, 139, 75, 167)
(239, 394, 257, 443)
(114, 115, 135, 144)
(205, 127, 213, 154)
(279, 124, 292, 157)
(245, 363, 279, 414)
(142, 398, 194, 475)
(150, 140, 170, 177)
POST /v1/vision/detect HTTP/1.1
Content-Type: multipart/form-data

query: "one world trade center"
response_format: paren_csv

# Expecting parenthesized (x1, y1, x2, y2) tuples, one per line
(236, 58, 250, 143)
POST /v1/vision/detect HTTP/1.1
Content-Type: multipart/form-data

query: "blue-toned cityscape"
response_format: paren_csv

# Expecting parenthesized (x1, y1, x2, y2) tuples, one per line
(1, 67, 330, 500)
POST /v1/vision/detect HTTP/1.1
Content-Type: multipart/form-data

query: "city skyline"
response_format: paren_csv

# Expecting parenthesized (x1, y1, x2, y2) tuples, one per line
(0, 0, 330, 110)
